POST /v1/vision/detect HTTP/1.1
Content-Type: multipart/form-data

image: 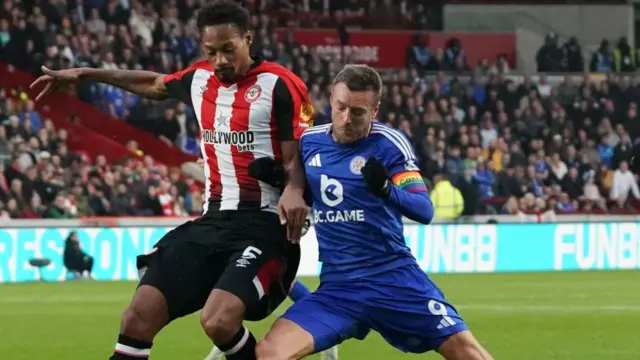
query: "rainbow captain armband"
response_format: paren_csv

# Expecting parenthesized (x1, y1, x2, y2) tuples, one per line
(392, 171, 427, 193)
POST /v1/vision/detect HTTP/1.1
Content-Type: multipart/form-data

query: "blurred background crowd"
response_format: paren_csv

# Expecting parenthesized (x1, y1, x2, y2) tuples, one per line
(0, 0, 639, 220)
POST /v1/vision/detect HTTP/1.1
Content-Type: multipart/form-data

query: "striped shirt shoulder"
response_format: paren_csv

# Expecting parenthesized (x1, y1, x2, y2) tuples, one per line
(301, 124, 331, 139)
(370, 122, 416, 161)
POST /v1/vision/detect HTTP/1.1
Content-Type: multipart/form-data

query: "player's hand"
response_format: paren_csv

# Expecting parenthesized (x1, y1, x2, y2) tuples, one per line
(30, 66, 82, 101)
(197, 158, 205, 169)
(361, 156, 391, 197)
(278, 186, 308, 243)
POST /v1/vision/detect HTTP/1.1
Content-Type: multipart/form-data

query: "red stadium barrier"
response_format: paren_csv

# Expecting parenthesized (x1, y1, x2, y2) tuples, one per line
(0, 63, 197, 169)
(276, 29, 516, 68)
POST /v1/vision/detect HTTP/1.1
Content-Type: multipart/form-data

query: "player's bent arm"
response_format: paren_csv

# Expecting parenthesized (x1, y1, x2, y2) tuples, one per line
(78, 68, 169, 100)
(272, 76, 313, 194)
(386, 171, 434, 224)
(281, 141, 306, 194)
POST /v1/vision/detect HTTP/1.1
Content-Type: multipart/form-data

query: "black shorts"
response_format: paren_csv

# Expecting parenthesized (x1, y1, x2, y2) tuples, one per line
(136, 210, 300, 322)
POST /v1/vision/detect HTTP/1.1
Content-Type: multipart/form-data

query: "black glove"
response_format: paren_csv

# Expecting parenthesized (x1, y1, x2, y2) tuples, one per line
(248, 157, 313, 206)
(361, 156, 391, 197)
(248, 157, 285, 188)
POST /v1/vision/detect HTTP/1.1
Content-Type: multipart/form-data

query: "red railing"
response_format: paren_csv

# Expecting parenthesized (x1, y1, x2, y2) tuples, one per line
(0, 63, 197, 169)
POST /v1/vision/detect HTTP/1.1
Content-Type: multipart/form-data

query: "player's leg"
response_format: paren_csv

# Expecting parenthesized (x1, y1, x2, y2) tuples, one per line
(436, 330, 494, 360)
(255, 318, 315, 360)
(289, 280, 312, 301)
(287, 280, 339, 360)
(204, 280, 338, 360)
(200, 212, 301, 360)
(367, 264, 493, 359)
(111, 224, 211, 359)
(256, 287, 365, 360)
(109, 284, 168, 359)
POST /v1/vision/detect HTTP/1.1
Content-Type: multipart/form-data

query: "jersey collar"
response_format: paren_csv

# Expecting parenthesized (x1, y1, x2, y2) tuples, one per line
(327, 122, 374, 144)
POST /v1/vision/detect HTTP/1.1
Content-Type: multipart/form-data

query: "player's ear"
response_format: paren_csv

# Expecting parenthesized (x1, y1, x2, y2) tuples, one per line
(245, 31, 253, 47)
(372, 100, 381, 119)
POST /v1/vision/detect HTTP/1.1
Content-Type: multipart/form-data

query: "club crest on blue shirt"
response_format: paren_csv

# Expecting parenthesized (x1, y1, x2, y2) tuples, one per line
(350, 156, 367, 175)
(244, 84, 262, 103)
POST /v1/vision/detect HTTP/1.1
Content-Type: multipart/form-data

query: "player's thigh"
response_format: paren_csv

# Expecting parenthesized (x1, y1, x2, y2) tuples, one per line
(366, 265, 468, 353)
(213, 239, 300, 321)
(437, 330, 494, 360)
(213, 213, 300, 321)
(137, 222, 224, 321)
(279, 290, 367, 354)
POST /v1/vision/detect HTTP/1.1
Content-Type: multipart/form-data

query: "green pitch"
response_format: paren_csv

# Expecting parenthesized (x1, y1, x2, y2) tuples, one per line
(1, 271, 639, 359)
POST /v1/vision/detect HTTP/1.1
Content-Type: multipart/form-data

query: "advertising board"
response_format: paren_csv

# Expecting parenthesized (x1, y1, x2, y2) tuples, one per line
(1, 222, 638, 283)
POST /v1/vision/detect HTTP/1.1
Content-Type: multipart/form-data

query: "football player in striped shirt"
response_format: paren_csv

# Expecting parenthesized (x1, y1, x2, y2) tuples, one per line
(31, 1, 312, 359)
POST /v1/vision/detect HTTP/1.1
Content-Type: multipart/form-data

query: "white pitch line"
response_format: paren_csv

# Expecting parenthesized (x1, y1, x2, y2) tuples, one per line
(0, 296, 638, 313)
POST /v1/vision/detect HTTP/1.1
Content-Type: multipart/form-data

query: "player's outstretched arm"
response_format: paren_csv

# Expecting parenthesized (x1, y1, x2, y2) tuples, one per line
(30, 66, 169, 101)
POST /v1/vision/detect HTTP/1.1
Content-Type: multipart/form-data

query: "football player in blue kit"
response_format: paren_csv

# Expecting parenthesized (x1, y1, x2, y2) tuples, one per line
(254, 64, 494, 360)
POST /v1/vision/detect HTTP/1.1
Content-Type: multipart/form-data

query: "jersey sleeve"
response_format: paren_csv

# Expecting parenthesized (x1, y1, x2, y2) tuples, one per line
(272, 75, 314, 141)
(383, 131, 428, 193)
(163, 60, 210, 104)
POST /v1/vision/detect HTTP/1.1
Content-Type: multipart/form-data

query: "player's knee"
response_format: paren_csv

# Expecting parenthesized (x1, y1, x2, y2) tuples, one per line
(120, 286, 169, 339)
(201, 310, 242, 343)
(120, 305, 156, 338)
(200, 292, 245, 343)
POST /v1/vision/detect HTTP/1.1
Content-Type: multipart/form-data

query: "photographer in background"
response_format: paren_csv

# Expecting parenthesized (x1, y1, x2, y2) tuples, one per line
(63, 231, 94, 280)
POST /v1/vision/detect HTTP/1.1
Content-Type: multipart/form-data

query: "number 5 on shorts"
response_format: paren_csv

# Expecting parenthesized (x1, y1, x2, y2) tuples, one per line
(236, 246, 263, 268)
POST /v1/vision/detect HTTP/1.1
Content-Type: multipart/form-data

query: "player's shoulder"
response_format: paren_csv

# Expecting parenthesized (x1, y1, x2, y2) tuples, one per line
(300, 124, 331, 144)
(369, 122, 415, 159)
(258, 60, 298, 78)
(185, 59, 214, 73)
(258, 61, 306, 87)
(301, 124, 331, 138)
(165, 60, 213, 83)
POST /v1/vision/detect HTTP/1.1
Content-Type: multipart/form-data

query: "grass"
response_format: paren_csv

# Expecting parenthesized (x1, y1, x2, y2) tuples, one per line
(0, 271, 639, 359)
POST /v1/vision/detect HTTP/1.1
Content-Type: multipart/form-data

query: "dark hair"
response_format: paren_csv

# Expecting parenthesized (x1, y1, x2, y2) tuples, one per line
(197, 0, 250, 33)
(333, 64, 383, 101)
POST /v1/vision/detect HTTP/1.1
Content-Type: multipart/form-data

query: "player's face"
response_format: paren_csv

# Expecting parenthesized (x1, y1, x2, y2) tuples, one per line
(201, 24, 252, 83)
(330, 83, 379, 144)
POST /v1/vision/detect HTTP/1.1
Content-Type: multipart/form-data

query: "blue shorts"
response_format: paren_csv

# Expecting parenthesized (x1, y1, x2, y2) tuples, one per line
(281, 263, 468, 353)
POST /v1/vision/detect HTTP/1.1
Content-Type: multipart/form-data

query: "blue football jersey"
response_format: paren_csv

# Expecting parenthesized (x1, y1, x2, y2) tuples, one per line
(300, 122, 422, 282)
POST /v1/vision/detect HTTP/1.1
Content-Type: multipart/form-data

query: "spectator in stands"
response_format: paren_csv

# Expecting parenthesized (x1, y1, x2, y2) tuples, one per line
(1, 0, 640, 219)
(63, 231, 95, 280)
(406, 34, 434, 73)
(610, 160, 640, 208)
(44, 193, 74, 218)
(613, 36, 637, 72)
(456, 166, 480, 216)
(430, 173, 464, 220)
(590, 39, 614, 73)
(536, 33, 563, 72)
(562, 36, 584, 72)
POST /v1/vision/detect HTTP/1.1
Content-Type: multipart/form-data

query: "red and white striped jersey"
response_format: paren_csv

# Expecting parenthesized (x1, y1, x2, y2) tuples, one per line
(163, 59, 313, 214)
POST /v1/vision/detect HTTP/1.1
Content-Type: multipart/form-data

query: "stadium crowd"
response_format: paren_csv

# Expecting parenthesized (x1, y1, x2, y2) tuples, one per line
(1, 0, 640, 219)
